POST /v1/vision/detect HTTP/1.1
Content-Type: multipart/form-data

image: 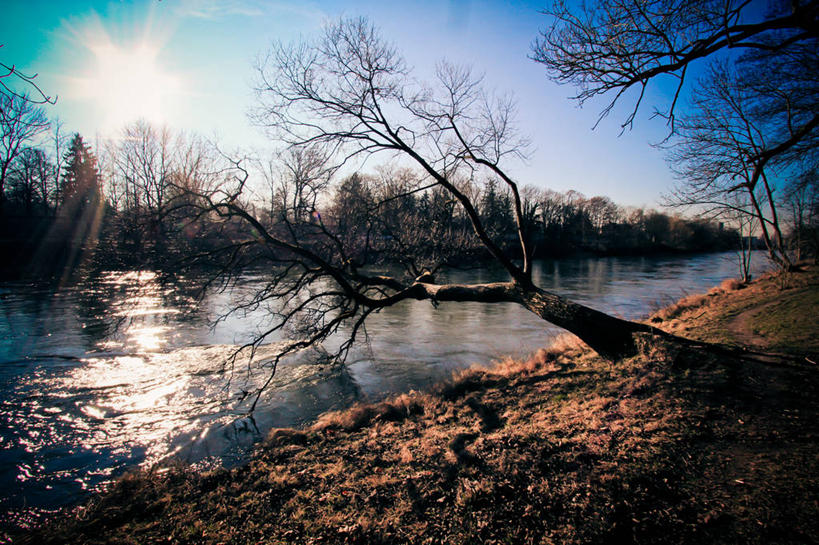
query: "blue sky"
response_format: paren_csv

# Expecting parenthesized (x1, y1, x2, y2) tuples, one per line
(1, 0, 681, 207)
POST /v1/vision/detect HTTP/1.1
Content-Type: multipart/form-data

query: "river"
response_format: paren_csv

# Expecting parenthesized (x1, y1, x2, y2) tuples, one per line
(0, 252, 767, 532)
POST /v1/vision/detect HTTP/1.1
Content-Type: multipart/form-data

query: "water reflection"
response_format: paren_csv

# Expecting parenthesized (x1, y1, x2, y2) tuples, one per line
(0, 252, 768, 533)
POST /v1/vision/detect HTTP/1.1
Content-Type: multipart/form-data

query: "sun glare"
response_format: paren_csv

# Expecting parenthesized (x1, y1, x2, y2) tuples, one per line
(74, 37, 182, 131)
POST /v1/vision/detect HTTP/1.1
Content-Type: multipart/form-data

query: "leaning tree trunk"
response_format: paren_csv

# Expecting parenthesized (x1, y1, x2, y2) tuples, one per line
(514, 286, 653, 361)
(408, 280, 654, 361)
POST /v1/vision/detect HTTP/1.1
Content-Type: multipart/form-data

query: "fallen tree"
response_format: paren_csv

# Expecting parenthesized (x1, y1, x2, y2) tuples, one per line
(174, 18, 739, 408)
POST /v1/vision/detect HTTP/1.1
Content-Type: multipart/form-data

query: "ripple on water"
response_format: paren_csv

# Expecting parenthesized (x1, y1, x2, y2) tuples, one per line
(0, 255, 772, 534)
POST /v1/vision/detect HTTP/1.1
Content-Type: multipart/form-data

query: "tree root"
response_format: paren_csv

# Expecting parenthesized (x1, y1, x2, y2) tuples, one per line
(633, 332, 816, 371)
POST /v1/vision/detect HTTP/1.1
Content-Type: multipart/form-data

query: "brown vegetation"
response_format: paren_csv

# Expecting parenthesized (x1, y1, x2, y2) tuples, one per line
(19, 267, 819, 544)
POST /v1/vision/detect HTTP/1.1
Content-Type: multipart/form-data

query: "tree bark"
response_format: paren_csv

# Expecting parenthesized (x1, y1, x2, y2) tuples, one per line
(407, 280, 652, 361)
(515, 286, 652, 361)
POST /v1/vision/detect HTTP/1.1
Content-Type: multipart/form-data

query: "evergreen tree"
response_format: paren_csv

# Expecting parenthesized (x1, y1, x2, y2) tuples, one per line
(60, 133, 102, 213)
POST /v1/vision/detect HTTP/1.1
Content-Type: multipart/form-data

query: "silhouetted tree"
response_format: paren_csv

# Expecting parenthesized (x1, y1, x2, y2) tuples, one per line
(175, 15, 700, 408)
(8, 147, 52, 214)
(479, 178, 515, 243)
(666, 64, 804, 269)
(533, 0, 818, 130)
(535, 0, 818, 268)
(275, 145, 334, 224)
(109, 121, 175, 243)
(60, 133, 103, 219)
(0, 45, 54, 109)
(0, 93, 49, 210)
(785, 167, 819, 260)
(102, 121, 219, 258)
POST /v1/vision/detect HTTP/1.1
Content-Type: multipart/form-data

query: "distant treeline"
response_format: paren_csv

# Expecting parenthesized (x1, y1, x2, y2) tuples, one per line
(308, 173, 740, 265)
(0, 137, 741, 279)
(0, 116, 740, 279)
(456, 180, 739, 258)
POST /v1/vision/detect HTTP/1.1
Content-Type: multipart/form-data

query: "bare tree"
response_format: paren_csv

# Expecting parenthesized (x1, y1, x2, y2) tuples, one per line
(533, 0, 819, 131)
(48, 120, 68, 211)
(1, 45, 54, 107)
(785, 166, 819, 260)
(586, 196, 619, 234)
(104, 122, 220, 257)
(535, 0, 818, 269)
(665, 63, 810, 269)
(254, 154, 281, 224)
(0, 93, 49, 209)
(174, 16, 695, 407)
(8, 147, 52, 214)
(720, 191, 758, 283)
(368, 167, 480, 274)
(275, 145, 335, 223)
(170, 134, 220, 200)
(109, 120, 211, 250)
(537, 188, 566, 230)
(114, 121, 174, 219)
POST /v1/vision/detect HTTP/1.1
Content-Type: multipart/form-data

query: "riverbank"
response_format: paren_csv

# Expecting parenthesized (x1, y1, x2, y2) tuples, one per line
(19, 266, 819, 544)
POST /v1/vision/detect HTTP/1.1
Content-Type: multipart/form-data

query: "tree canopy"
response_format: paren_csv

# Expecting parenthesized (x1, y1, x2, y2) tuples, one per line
(534, 0, 819, 269)
(533, 0, 819, 131)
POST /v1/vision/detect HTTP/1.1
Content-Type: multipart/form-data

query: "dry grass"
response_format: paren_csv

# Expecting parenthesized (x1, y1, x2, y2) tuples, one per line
(313, 393, 429, 433)
(649, 276, 748, 325)
(17, 267, 819, 545)
(715, 277, 746, 292)
(650, 292, 710, 322)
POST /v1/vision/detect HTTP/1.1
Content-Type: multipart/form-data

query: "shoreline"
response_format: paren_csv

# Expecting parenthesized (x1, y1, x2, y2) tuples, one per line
(15, 266, 819, 544)
(0, 246, 742, 283)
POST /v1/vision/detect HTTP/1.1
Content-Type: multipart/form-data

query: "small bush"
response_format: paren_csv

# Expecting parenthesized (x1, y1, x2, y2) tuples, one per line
(718, 277, 745, 291)
(312, 393, 427, 432)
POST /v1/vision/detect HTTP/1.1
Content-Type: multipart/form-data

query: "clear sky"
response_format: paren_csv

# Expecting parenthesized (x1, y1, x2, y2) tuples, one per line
(1, 0, 681, 208)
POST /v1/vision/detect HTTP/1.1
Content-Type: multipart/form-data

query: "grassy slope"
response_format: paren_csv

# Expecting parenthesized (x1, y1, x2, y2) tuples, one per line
(20, 267, 819, 545)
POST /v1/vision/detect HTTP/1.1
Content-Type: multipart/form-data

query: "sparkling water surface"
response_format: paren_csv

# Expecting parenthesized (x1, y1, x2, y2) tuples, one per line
(0, 252, 768, 532)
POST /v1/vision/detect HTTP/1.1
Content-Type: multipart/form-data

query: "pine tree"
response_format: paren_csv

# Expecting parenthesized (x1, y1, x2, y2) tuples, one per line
(60, 133, 102, 213)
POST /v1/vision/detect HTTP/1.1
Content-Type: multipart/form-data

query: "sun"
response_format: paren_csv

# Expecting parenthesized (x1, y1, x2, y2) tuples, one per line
(92, 42, 180, 128)
(74, 37, 183, 132)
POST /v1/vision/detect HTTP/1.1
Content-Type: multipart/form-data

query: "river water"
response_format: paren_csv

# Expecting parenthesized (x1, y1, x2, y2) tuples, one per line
(0, 252, 765, 532)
